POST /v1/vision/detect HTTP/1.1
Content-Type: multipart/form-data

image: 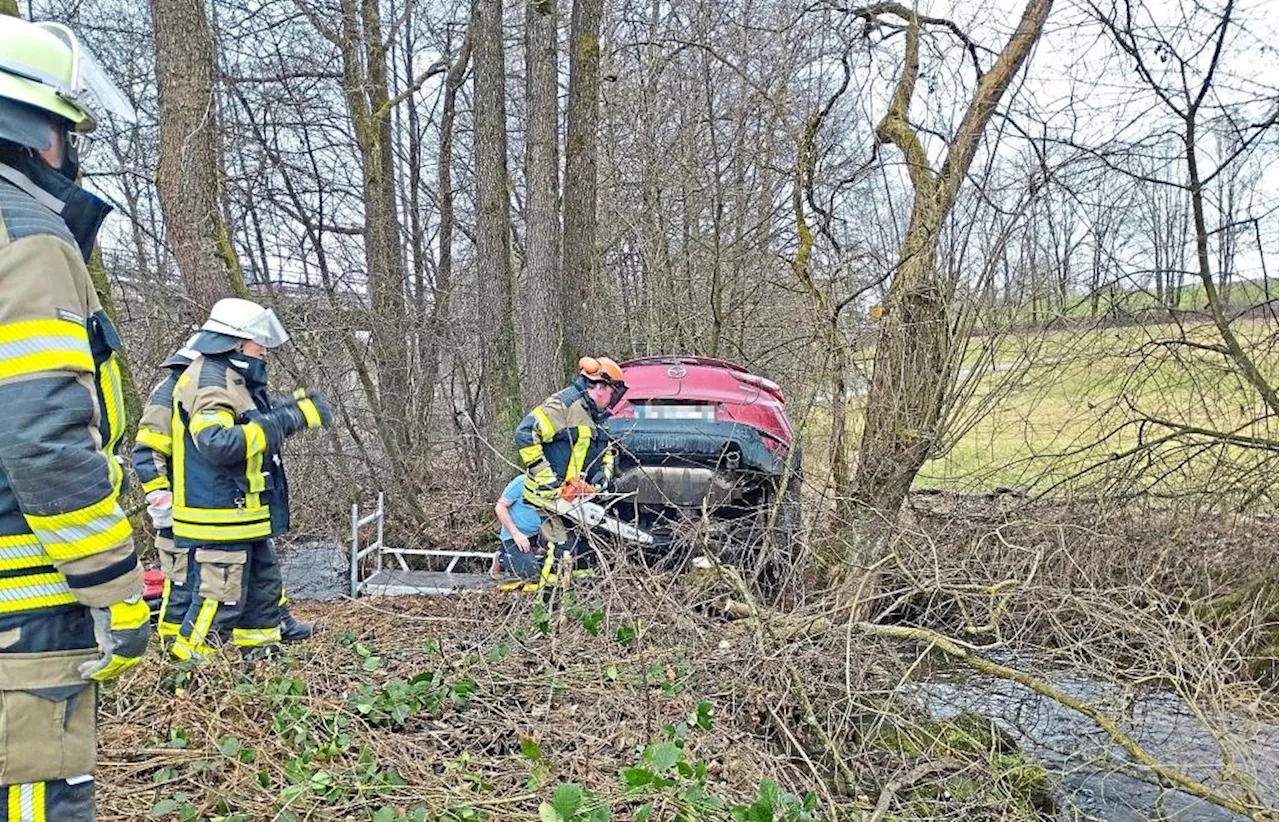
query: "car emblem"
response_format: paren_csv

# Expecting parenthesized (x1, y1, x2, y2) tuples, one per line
(667, 365, 686, 379)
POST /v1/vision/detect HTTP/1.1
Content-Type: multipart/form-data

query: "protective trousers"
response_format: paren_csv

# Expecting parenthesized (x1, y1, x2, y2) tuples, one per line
(498, 524, 586, 591)
(154, 530, 189, 641)
(171, 539, 283, 660)
(0, 610, 100, 821)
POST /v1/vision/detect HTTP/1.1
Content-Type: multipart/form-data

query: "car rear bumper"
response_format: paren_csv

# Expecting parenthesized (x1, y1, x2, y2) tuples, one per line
(603, 418, 787, 475)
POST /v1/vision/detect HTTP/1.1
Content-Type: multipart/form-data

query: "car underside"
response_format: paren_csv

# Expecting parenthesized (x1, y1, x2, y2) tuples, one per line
(601, 416, 801, 577)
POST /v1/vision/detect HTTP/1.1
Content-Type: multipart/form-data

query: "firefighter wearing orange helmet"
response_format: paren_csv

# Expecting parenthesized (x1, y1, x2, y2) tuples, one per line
(514, 356, 628, 508)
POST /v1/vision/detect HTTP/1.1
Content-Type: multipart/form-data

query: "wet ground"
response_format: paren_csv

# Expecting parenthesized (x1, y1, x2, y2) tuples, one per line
(279, 540, 1279, 821)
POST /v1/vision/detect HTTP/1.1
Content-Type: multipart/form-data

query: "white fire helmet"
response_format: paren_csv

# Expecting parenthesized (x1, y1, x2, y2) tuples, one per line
(200, 298, 290, 349)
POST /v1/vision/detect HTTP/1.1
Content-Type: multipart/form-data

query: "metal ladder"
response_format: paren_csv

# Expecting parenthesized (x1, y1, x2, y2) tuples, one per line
(349, 492, 499, 597)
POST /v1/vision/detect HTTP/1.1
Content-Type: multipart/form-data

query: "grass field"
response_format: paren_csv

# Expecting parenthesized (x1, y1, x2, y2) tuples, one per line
(976, 277, 1277, 328)
(795, 316, 1278, 506)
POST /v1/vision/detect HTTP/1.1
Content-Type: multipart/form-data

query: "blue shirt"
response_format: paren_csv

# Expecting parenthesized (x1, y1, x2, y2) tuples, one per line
(499, 476, 543, 540)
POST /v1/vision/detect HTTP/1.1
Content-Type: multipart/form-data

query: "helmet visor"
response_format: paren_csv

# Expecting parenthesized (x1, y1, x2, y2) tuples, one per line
(37, 22, 137, 128)
(249, 308, 290, 349)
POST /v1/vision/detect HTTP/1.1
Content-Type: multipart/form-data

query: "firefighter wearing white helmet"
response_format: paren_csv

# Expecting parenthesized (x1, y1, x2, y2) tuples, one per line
(0, 15, 145, 821)
(169, 299, 332, 662)
(131, 330, 314, 646)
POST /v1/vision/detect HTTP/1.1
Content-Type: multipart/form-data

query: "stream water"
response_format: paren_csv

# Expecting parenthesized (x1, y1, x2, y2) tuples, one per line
(906, 659, 1278, 821)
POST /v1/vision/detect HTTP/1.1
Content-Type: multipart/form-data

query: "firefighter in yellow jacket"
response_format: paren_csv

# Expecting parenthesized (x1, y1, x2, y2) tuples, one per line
(0, 16, 148, 820)
(169, 299, 331, 662)
(515, 356, 627, 506)
(132, 336, 199, 641)
(132, 335, 313, 644)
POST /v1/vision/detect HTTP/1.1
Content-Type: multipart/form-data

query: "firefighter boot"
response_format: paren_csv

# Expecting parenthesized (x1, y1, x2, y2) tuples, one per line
(280, 608, 313, 642)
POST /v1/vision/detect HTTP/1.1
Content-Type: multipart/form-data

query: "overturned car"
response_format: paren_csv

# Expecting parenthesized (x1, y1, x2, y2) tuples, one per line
(600, 356, 801, 579)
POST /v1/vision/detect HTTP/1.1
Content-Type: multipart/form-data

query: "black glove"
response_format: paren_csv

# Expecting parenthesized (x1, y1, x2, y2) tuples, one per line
(245, 404, 307, 448)
(295, 389, 334, 429)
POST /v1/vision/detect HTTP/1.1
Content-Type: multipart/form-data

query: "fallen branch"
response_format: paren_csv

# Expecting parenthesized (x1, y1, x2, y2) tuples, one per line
(717, 565, 861, 795)
(868, 760, 952, 822)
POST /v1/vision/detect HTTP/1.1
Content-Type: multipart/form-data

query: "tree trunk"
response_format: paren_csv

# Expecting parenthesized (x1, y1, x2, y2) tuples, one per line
(522, 0, 565, 404)
(562, 0, 605, 364)
(336, 0, 413, 453)
(426, 33, 471, 431)
(793, 110, 850, 497)
(848, 0, 1053, 557)
(403, 20, 428, 432)
(151, 0, 248, 317)
(473, 0, 523, 450)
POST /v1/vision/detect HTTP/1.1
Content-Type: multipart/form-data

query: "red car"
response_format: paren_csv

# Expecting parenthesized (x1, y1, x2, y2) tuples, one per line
(602, 356, 801, 578)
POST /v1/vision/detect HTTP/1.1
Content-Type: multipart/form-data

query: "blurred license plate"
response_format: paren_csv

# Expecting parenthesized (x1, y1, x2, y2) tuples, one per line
(634, 403, 716, 421)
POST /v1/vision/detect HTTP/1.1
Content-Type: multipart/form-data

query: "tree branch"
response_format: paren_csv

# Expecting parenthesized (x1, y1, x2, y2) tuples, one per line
(937, 0, 1051, 207)
(870, 12, 935, 191)
(373, 57, 450, 122)
(836, 1, 989, 78)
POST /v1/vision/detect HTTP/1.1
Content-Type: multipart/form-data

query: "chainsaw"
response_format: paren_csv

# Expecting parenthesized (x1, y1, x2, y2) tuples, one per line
(549, 492, 654, 545)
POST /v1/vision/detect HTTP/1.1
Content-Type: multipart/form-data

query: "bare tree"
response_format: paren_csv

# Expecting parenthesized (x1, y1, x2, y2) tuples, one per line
(427, 30, 472, 425)
(151, 0, 248, 316)
(1005, 0, 1280, 507)
(334, 0, 417, 454)
(562, 0, 604, 362)
(473, 0, 522, 445)
(522, 0, 565, 402)
(846, 0, 1054, 551)
(1209, 119, 1246, 307)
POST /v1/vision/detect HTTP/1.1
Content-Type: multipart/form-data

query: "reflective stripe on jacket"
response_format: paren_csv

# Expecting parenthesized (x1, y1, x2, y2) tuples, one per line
(132, 368, 182, 494)
(0, 174, 141, 618)
(171, 354, 290, 547)
(514, 378, 612, 484)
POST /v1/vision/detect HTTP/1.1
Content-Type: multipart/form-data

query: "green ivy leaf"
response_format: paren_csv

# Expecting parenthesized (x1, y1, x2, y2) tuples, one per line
(451, 677, 478, 706)
(580, 607, 604, 635)
(216, 736, 242, 758)
(694, 701, 713, 731)
(646, 742, 681, 772)
(551, 783, 584, 818)
(520, 737, 544, 762)
(621, 767, 655, 789)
